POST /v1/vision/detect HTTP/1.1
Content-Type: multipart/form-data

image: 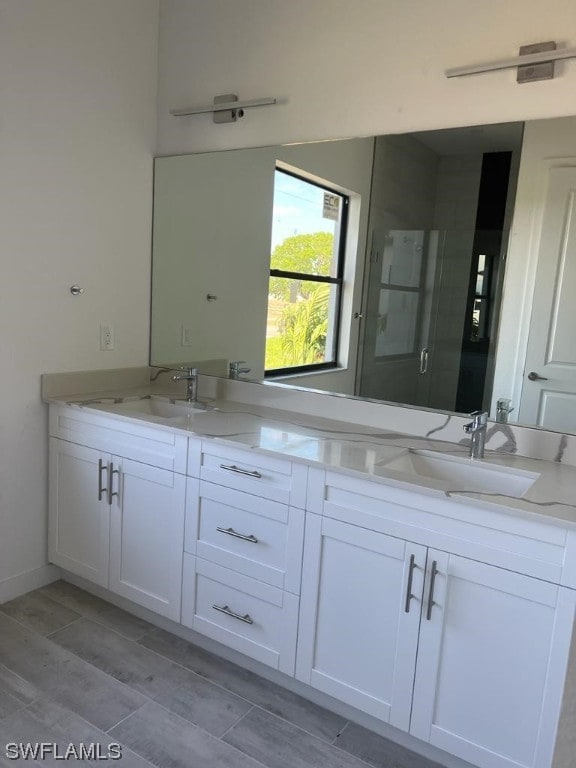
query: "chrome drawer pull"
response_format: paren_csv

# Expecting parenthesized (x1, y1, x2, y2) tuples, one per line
(219, 463, 262, 479)
(97, 459, 108, 501)
(212, 604, 254, 624)
(404, 554, 417, 613)
(216, 526, 258, 544)
(108, 462, 120, 506)
(426, 560, 439, 621)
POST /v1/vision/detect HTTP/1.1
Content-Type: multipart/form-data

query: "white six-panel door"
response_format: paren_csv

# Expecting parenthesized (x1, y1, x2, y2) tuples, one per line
(297, 514, 427, 730)
(410, 551, 576, 768)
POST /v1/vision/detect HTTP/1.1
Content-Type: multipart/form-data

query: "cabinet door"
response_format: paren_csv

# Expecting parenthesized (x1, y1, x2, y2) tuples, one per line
(296, 514, 427, 730)
(109, 457, 186, 621)
(411, 551, 576, 768)
(48, 438, 110, 587)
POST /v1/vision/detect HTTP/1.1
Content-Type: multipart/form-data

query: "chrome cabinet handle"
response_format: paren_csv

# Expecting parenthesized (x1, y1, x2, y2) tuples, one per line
(426, 560, 439, 621)
(98, 459, 109, 501)
(404, 554, 417, 613)
(219, 463, 262, 479)
(216, 526, 258, 544)
(212, 604, 254, 624)
(528, 371, 548, 381)
(108, 462, 120, 506)
(419, 347, 429, 375)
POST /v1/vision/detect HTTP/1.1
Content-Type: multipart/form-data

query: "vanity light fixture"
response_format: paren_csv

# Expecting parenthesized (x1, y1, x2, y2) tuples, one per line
(170, 93, 277, 123)
(446, 41, 576, 83)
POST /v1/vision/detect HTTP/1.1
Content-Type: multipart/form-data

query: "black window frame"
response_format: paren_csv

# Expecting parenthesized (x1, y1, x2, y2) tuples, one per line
(265, 168, 349, 377)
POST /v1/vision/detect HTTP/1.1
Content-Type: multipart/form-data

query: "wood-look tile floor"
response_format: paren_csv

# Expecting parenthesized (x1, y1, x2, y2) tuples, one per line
(0, 582, 445, 768)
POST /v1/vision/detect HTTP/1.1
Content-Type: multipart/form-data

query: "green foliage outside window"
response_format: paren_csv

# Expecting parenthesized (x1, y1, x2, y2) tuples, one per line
(278, 283, 329, 366)
(266, 231, 335, 370)
(269, 232, 334, 300)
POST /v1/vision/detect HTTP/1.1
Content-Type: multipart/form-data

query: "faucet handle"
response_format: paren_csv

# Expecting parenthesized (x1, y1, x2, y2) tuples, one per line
(229, 361, 250, 378)
(464, 410, 488, 434)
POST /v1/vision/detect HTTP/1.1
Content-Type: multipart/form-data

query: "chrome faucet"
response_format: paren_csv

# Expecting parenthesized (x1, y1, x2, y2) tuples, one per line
(229, 361, 251, 379)
(172, 366, 198, 403)
(463, 410, 488, 459)
(496, 398, 514, 423)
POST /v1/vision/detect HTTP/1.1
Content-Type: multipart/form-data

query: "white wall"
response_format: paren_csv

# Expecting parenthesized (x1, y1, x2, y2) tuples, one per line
(157, 0, 576, 156)
(0, 0, 159, 600)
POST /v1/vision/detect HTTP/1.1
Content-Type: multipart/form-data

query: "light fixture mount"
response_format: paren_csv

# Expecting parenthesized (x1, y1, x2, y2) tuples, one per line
(446, 41, 576, 82)
(170, 94, 277, 122)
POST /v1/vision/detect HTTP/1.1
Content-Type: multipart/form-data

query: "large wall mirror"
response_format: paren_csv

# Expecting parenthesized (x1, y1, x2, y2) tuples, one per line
(150, 116, 576, 434)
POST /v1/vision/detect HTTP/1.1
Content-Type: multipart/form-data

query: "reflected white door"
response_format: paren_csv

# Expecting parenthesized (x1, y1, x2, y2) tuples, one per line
(519, 166, 576, 430)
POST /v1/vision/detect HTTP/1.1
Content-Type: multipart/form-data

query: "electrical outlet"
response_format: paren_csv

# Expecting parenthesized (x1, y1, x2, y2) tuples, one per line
(100, 323, 115, 351)
(181, 325, 194, 346)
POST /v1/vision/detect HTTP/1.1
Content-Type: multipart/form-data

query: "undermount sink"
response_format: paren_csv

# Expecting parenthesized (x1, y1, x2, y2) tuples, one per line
(89, 397, 209, 420)
(380, 450, 539, 498)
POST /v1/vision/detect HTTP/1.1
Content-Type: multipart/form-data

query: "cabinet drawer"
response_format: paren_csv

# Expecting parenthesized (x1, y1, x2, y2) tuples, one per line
(182, 555, 298, 674)
(49, 404, 188, 474)
(198, 442, 307, 507)
(185, 480, 304, 593)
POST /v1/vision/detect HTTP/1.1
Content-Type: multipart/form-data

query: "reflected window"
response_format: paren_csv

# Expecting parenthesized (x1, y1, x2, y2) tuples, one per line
(265, 169, 348, 375)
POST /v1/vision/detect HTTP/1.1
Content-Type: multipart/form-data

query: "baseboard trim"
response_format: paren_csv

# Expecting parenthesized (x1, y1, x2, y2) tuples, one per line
(0, 564, 61, 604)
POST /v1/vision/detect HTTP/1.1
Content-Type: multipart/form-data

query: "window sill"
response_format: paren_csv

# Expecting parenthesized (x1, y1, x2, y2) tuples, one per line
(268, 367, 348, 381)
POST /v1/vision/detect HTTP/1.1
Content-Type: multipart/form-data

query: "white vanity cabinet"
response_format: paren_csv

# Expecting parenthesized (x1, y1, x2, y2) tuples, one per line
(49, 438, 111, 588)
(181, 441, 306, 675)
(410, 551, 575, 768)
(296, 513, 427, 729)
(46, 400, 576, 768)
(298, 469, 576, 768)
(107, 456, 185, 620)
(48, 405, 187, 620)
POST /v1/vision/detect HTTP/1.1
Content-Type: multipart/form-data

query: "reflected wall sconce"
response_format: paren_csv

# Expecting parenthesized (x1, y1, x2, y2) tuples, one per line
(446, 41, 576, 83)
(170, 93, 277, 123)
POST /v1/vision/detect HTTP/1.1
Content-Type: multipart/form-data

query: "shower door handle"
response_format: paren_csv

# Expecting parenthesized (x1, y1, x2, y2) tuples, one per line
(419, 348, 429, 375)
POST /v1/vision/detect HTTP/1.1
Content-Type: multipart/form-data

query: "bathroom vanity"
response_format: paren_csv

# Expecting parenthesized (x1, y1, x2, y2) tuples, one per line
(45, 388, 576, 768)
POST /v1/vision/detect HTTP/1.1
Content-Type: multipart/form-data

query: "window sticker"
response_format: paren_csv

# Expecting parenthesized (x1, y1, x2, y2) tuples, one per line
(323, 193, 340, 221)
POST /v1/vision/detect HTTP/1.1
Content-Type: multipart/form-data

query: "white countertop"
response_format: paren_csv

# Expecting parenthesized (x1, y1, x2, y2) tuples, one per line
(48, 390, 576, 529)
